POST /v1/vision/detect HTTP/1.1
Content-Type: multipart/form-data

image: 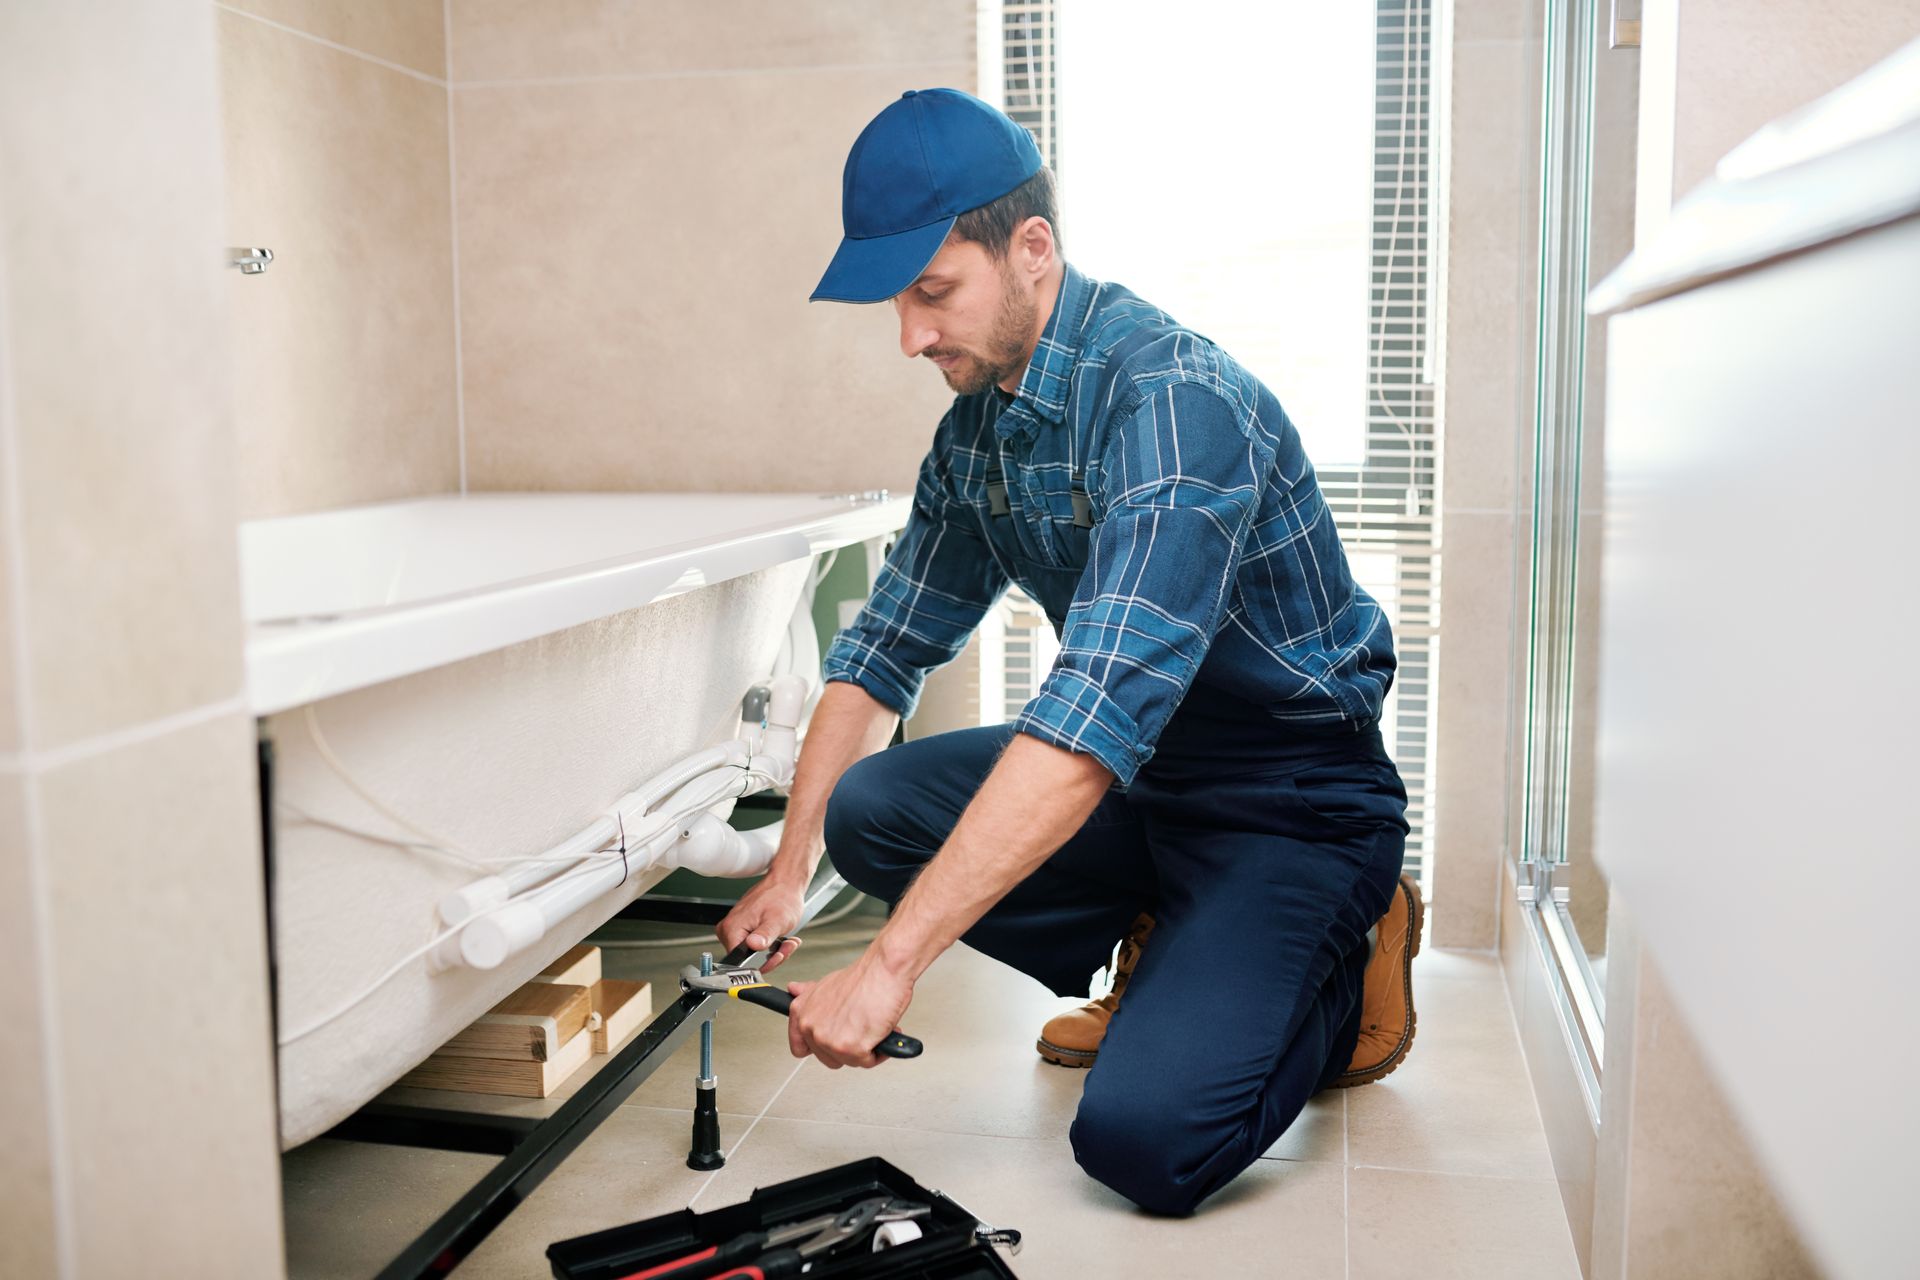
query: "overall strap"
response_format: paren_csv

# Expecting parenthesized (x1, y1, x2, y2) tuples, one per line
(986, 324, 1193, 529)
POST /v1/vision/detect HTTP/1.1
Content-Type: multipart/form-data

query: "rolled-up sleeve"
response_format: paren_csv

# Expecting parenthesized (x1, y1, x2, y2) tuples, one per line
(1013, 381, 1269, 784)
(822, 412, 1010, 719)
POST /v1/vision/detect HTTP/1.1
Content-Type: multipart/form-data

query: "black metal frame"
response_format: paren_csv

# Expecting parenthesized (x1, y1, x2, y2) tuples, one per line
(261, 707, 870, 1276)
(318, 867, 844, 1279)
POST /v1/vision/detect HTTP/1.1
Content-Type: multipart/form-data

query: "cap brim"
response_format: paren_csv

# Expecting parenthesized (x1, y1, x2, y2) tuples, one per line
(809, 216, 956, 304)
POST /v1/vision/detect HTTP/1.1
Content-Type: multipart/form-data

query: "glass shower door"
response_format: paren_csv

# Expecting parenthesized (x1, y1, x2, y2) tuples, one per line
(1516, 0, 1635, 1121)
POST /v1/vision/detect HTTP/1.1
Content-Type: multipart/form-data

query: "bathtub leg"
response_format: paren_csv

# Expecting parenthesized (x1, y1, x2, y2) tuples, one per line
(687, 952, 727, 1170)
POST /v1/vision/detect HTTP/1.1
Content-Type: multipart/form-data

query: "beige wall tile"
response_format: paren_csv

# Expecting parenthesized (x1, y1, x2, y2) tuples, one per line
(1350, 1167, 1580, 1280)
(0, 0, 245, 751)
(1452, 0, 1545, 44)
(0, 471, 17, 760)
(1430, 511, 1516, 948)
(1669, 0, 1917, 204)
(223, 0, 447, 78)
(1440, 38, 1538, 515)
(1618, 959, 1821, 1279)
(0, 772, 57, 1279)
(220, 9, 460, 518)
(457, 68, 965, 495)
(38, 714, 282, 1275)
(451, 0, 974, 83)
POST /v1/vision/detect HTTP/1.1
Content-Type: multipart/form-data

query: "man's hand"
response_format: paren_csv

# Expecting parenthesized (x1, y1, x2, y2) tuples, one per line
(787, 956, 914, 1069)
(717, 874, 805, 973)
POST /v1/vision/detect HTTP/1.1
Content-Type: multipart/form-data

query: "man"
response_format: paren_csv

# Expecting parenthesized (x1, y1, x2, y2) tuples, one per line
(718, 88, 1420, 1216)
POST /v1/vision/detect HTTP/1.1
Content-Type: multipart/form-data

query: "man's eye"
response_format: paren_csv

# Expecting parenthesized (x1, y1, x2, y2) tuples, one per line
(922, 290, 949, 303)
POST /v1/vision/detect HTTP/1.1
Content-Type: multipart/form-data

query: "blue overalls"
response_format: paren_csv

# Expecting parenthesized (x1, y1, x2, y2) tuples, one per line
(825, 495, 1407, 1213)
(821, 274, 1409, 1214)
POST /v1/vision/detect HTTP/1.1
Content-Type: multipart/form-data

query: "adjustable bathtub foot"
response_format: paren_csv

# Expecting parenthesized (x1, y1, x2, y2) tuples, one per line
(687, 1076, 725, 1171)
(687, 952, 726, 1170)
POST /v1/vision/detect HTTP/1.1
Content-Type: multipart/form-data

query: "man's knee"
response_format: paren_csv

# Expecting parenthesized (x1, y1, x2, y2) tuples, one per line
(1069, 1089, 1216, 1217)
(821, 752, 911, 902)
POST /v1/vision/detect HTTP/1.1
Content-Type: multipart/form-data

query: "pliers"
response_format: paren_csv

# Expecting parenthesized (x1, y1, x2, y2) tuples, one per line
(679, 960, 924, 1059)
(621, 1195, 931, 1280)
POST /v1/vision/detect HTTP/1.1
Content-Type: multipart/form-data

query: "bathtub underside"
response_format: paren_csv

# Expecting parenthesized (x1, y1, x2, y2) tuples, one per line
(268, 560, 809, 1149)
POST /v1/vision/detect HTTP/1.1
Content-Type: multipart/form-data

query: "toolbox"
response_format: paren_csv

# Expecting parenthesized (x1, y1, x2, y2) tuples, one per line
(546, 1157, 1023, 1279)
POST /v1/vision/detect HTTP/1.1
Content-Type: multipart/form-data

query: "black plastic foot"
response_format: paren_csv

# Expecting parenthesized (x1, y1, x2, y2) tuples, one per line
(687, 1081, 725, 1171)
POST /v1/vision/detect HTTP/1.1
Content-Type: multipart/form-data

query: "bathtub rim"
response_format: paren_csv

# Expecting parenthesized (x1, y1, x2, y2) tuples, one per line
(242, 490, 909, 715)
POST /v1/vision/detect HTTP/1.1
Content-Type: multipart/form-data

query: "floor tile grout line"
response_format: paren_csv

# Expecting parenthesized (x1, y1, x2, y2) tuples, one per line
(1342, 1091, 1351, 1280)
(721, 1107, 1074, 1147)
(688, 1058, 808, 1210)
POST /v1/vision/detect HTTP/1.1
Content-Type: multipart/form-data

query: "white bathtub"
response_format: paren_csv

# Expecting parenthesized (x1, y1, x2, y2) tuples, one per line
(239, 490, 908, 714)
(247, 491, 907, 1147)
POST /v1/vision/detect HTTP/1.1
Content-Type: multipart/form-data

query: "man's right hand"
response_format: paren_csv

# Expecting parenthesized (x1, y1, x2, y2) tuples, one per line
(717, 874, 807, 973)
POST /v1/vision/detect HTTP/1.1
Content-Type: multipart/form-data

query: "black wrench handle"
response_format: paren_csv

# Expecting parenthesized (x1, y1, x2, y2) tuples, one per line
(734, 986, 924, 1059)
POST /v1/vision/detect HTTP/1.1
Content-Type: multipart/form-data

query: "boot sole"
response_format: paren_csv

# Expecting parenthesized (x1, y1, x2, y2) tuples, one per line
(1035, 1038, 1098, 1069)
(1331, 873, 1424, 1089)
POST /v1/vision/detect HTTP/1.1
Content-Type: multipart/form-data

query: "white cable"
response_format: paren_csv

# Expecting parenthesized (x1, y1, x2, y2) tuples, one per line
(277, 802, 493, 874)
(276, 764, 785, 1046)
(278, 803, 629, 874)
(303, 703, 479, 859)
(277, 919, 467, 1047)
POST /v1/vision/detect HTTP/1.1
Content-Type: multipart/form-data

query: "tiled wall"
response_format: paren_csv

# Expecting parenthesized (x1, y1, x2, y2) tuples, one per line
(219, 0, 974, 515)
(218, 0, 460, 519)
(0, 3, 283, 1275)
(449, 0, 973, 495)
(1429, 0, 1543, 949)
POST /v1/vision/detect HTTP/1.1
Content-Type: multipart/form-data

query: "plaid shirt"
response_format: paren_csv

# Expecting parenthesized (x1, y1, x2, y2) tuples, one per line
(822, 262, 1396, 786)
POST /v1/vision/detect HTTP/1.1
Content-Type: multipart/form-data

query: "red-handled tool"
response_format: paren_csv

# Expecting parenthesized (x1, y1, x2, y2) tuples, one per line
(619, 1195, 929, 1280)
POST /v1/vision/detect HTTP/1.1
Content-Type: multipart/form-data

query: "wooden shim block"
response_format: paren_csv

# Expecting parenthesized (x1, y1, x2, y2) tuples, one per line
(532, 944, 601, 989)
(401, 1025, 594, 1098)
(591, 979, 652, 1055)
(434, 982, 591, 1062)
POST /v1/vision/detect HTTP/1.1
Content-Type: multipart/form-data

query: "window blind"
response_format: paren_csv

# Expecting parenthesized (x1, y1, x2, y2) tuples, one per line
(984, 0, 1440, 889)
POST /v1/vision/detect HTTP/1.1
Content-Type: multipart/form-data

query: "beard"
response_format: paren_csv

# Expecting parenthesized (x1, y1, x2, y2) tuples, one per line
(926, 266, 1037, 396)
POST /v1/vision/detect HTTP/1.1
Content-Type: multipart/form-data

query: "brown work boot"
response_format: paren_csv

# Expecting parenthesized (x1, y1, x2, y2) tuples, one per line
(1036, 913, 1155, 1068)
(1333, 873, 1424, 1088)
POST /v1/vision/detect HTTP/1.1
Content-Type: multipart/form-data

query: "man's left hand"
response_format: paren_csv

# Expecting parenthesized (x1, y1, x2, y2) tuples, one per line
(786, 953, 914, 1069)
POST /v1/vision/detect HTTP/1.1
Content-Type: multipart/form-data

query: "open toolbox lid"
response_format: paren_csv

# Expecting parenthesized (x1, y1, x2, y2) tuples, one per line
(546, 1157, 1022, 1279)
(1588, 36, 1920, 316)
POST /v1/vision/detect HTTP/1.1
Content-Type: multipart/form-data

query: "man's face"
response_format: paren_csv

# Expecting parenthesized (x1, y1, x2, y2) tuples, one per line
(892, 235, 1038, 397)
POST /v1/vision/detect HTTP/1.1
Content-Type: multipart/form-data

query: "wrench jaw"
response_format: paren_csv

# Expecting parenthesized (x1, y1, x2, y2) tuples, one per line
(793, 1197, 931, 1260)
(679, 963, 764, 993)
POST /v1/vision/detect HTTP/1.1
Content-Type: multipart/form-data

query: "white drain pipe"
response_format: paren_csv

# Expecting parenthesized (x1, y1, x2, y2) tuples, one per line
(447, 673, 808, 972)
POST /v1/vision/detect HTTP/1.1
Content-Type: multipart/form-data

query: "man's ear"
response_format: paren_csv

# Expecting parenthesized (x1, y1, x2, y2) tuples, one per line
(1013, 215, 1055, 278)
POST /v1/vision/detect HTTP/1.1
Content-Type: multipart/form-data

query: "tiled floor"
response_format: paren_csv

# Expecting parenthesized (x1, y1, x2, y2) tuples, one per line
(281, 915, 1581, 1278)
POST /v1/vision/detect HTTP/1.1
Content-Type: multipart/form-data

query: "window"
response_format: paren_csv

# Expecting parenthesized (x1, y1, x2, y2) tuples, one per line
(972, 0, 1440, 888)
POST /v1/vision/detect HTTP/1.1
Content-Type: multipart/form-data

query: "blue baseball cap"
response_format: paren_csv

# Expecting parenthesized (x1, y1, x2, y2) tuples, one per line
(811, 88, 1044, 304)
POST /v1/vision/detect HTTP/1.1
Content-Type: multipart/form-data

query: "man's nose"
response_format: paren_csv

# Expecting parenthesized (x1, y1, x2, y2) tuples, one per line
(897, 307, 937, 359)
